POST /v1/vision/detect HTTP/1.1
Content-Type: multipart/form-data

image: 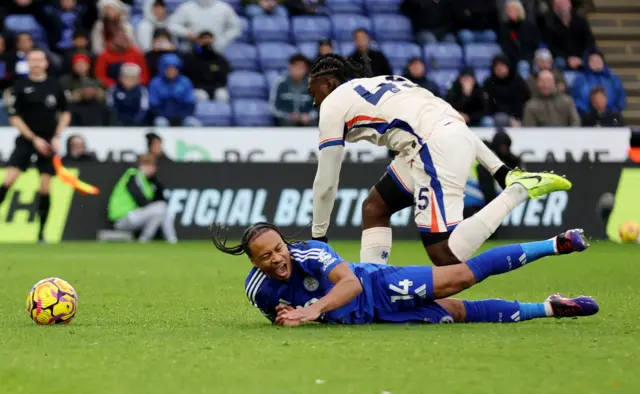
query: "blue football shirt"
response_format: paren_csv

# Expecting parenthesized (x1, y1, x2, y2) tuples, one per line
(244, 241, 390, 324)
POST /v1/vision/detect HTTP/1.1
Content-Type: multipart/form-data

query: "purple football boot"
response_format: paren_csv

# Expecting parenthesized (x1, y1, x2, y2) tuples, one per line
(546, 294, 600, 318)
(555, 229, 589, 254)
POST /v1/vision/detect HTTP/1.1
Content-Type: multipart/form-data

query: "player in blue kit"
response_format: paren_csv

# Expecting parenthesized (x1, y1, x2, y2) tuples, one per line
(212, 222, 599, 325)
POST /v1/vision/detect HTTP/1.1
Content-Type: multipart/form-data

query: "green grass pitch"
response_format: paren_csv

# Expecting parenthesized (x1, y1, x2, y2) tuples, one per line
(1, 240, 639, 394)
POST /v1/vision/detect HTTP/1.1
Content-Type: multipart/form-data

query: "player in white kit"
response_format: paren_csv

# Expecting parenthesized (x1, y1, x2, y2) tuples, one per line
(307, 54, 572, 267)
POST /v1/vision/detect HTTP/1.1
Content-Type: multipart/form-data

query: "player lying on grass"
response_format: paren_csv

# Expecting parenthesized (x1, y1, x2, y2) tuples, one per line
(307, 54, 571, 268)
(213, 222, 599, 326)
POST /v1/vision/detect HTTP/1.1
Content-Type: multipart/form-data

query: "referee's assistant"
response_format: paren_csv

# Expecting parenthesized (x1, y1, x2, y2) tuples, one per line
(0, 48, 71, 242)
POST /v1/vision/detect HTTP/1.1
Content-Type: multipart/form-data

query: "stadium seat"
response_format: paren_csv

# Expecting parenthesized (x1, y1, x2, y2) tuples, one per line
(298, 42, 319, 62)
(372, 15, 412, 42)
(364, 0, 401, 14)
(423, 43, 463, 70)
(228, 71, 268, 100)
(326, 0, 364, 14)
(130, 14, 144, 31)
(232, 99, 275, 126)
(195, 101, 232, 126)
(380, 42, 421, 70)
(564, 70, 578, 88)
(475, 69, 491, 84)
(338, 41, 356, 57)
(465, 43, 502, 69)
(224, 43, 259, 71)
(237, 17, 252, 43)
(163, 0, 183, 12)
(223, 0, 243, 14)
(430, 70, 459, 93)
(292, 17, 332, 43)
(265, 70, 284, 92)
(252, 16, 290, 43)
(4, 15, 45, 43)
(331, 14, 372, 41)
(258, 43, 298, 71)
(245, 4, 288, 18)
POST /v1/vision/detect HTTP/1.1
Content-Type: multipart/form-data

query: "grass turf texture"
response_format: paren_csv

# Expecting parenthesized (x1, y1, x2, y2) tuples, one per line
(0, 241, 639, 394)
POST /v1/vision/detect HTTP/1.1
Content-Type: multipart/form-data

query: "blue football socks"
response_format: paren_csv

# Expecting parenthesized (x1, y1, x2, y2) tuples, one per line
(463, 300, 550, 323)
(465, 239, 557, 283)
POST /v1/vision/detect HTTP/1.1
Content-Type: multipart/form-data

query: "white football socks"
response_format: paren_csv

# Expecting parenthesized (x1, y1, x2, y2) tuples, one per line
(360, 227, 392, 265)
(448, 184, 529, 262)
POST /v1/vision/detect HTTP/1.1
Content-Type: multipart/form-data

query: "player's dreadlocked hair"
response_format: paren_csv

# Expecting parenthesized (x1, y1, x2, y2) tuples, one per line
(212, 222, 300, 258)
(309, 53, 373, 83)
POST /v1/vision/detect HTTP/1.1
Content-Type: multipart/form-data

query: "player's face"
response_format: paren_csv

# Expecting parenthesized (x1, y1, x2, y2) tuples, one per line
(27, 51, 48, 74)
(249, 230, 292, 281)
(308, 77, 333, 108)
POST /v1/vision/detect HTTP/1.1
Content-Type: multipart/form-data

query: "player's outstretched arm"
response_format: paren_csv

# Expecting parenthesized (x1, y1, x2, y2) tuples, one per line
(276, 262, 361, 326)
(311, 145, 345, 240)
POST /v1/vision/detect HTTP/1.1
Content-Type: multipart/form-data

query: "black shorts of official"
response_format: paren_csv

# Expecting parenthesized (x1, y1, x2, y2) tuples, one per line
(374, 169, 453, 247)
(7, 136, 55, 175)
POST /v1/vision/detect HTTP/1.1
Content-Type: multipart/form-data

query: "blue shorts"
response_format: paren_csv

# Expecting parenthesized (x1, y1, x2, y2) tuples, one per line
(368, 265, 453, 324)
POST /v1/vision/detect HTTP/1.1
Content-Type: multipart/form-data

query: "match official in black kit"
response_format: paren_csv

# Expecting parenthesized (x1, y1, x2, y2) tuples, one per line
(0, 48, 71, 242)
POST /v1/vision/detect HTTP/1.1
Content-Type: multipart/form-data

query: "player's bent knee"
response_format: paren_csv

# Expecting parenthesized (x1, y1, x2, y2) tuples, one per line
(151, 201, 168, 215)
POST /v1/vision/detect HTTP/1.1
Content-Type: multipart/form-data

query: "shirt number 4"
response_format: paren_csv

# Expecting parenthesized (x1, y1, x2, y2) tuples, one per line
(389, 279, 428, 303)
(354, 76, 417, 105)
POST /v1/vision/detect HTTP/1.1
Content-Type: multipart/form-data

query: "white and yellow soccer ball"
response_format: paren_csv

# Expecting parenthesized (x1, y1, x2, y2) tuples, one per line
(619, 221, 640, 244)
(26, 278, 78, 325)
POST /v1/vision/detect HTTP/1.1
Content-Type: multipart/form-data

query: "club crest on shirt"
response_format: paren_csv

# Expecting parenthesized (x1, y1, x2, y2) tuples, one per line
(45, 94, 57, 108)
(303, 276, 319, 292)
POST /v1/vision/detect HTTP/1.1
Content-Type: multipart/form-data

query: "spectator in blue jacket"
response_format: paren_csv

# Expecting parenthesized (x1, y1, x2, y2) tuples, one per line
(571, 48, 626, 115)
(108, 63, 149, 126)
(148, 53, 201, 127)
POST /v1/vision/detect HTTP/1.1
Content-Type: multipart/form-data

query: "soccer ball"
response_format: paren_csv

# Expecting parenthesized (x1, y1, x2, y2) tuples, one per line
(26, 277, 78, 325)
(618, 221, 640, 244)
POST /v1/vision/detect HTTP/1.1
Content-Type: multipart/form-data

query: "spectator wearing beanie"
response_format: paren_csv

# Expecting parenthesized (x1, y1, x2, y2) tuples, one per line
(183, 31, 230, 102)
(60, 53, 102, 102)
(527, 48, 567, 95)
(95, 29, 149, 87)
(61, 30, 94, 75)
(446, 67, 491, 127)
(107, 63, 149, 126)
(483, 54, 530, 126)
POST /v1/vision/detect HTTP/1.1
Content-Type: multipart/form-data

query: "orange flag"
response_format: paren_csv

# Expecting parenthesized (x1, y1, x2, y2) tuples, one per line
(53, 156, 100, 195)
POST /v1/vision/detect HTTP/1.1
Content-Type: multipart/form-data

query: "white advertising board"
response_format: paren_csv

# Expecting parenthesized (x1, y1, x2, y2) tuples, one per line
(0, 127, 631, 163)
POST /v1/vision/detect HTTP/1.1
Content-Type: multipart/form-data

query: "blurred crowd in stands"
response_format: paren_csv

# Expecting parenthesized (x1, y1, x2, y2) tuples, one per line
(0, 0, 627, 128)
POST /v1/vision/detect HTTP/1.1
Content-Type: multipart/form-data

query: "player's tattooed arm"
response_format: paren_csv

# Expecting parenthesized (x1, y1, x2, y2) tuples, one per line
(311, 145, 345, 239)
(276, 262, 362, 325)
